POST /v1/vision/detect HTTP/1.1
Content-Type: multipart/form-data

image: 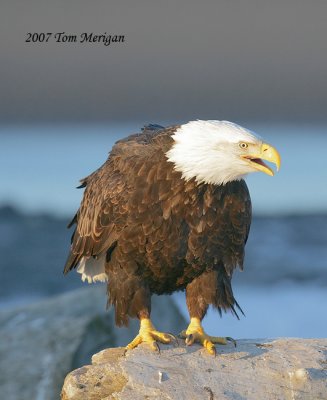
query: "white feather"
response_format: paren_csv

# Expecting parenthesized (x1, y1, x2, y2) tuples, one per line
(166, 120, 262, 185)
(76, 254, 108, 283)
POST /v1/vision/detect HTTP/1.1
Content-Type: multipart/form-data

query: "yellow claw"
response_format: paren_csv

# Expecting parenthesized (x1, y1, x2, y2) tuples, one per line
(180, 317, 235, 355)
(125, 318, 173, 352)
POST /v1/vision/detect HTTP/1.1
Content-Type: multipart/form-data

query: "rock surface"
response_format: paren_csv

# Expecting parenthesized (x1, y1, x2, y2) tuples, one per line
(0, 286, 186, 400)
(62, 338, 327, 400)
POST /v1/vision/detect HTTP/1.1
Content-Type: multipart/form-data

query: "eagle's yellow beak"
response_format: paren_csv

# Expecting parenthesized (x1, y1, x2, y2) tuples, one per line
(242, 143, 281, 176)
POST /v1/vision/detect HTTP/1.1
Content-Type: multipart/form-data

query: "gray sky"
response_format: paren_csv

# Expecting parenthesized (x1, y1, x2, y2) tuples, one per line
(1, 0, 327, 123)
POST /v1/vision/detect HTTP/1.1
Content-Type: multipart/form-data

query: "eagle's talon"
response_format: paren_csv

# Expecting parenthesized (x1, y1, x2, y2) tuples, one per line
(126, 318, 172, 352)
(226, 336, 237, 347)
(166, 332, 179, 346)
(167, 332, 177, 340)
(154, 341, 161, 354)
(178, 330, 187, 339)
(185, 333, 195, 346)
(203, 339, 216, 356)
(182, 317, 235, 355)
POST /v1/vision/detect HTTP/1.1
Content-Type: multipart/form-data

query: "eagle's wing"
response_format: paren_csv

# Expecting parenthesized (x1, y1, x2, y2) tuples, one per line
(218, 180, 252, 275)
(63, 161, 124, 275)
(63, 125, 173, 276)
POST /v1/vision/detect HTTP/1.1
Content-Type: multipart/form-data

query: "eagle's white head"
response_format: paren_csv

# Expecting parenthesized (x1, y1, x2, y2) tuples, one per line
(166, 120, 280, 185)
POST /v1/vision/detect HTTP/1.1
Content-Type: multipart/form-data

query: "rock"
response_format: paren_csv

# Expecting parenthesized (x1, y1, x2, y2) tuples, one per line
(0, 286, 186, 400)
(61, 338, 327, 400)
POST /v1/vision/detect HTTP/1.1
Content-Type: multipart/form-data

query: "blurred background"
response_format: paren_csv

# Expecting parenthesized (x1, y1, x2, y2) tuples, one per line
(1, 0, 327, 342)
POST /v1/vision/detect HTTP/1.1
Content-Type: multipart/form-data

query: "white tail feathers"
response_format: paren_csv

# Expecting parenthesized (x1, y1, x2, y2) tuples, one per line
(76, 254, 108, 283)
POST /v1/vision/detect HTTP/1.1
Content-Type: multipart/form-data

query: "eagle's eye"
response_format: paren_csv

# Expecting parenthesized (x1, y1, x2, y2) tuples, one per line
(239, 142, 248, 149)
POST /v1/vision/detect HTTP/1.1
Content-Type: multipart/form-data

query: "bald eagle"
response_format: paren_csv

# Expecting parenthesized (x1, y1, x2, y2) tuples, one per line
(64, 121, 280, 354)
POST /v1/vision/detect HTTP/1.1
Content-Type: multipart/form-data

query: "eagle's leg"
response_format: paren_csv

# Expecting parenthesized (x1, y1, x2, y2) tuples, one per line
(108, 268, 174, 352)
(180, 269, 236, 355)
(125, 312, 174, 352)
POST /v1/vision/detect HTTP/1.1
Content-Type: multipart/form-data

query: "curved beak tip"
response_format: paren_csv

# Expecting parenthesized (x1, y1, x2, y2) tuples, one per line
(262, 143, 281, 174)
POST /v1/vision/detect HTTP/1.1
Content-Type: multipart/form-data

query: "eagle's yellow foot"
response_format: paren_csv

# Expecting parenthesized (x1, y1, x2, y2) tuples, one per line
(125, 318, 174, 352)
(179, 317, 236, 356)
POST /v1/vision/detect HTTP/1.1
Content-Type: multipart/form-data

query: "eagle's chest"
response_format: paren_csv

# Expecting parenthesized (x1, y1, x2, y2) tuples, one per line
(136, 213, 228, 293)
(114, 180, 249, 293)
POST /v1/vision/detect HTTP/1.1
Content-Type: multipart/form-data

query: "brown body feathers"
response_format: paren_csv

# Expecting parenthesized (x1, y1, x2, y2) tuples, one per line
(64, 125, 252, 325)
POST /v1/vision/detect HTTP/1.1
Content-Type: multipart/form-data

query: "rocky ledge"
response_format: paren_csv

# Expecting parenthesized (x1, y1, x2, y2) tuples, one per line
(0, 286, 186, 400)
(61, 338, 327, 400)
